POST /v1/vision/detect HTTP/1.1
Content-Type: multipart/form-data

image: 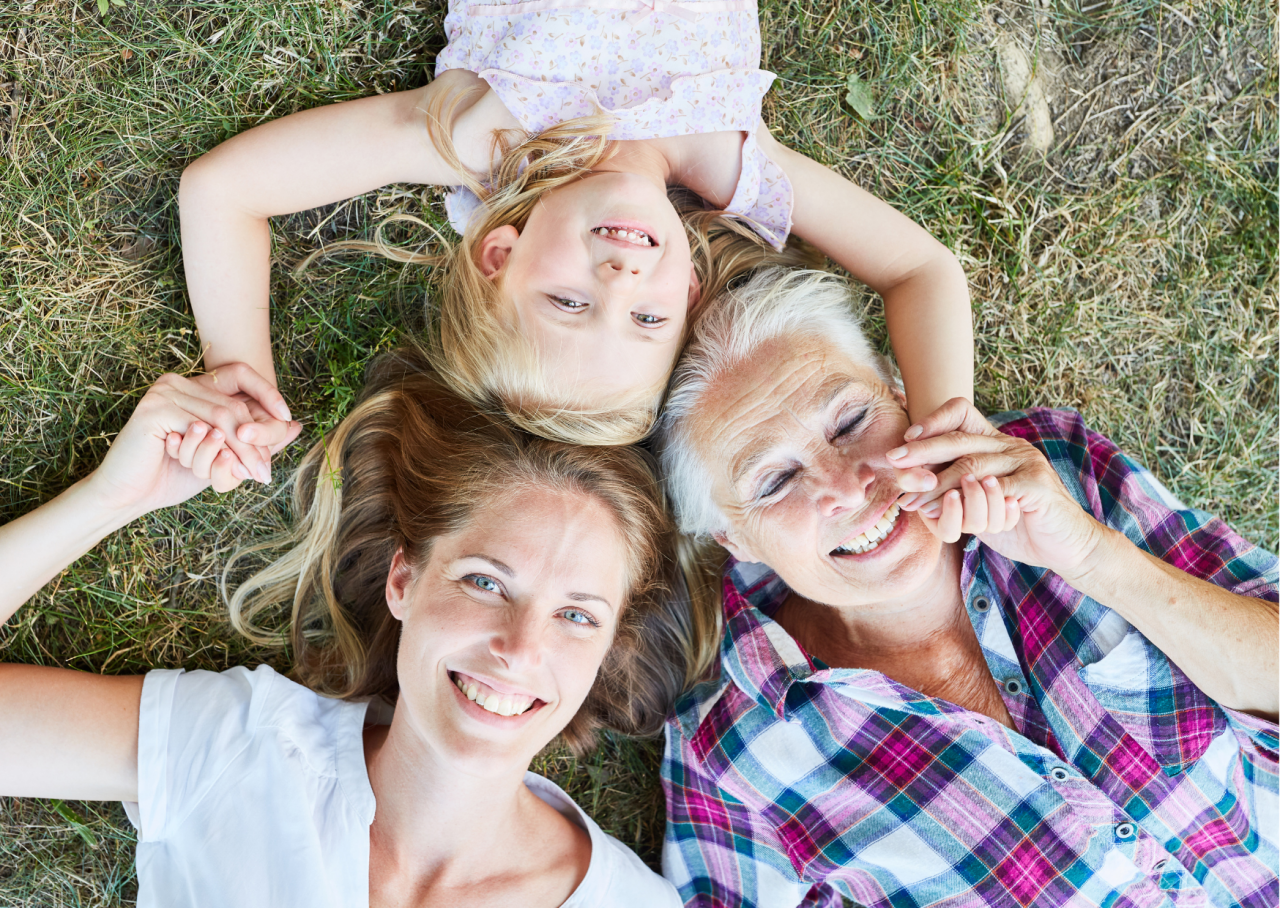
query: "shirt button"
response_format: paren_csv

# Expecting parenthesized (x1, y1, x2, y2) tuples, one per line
(973, 596, 991, 612)
(1003, 678, 1024, 695)
(1115, 821, 1137, 839)
(1049, 767, 1070, 782)
(1153, 859, 1170, 872)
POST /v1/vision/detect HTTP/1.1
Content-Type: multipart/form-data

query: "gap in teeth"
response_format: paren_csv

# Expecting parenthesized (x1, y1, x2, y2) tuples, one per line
(452, 673, 535, 716)
(834, 503, 901, 555)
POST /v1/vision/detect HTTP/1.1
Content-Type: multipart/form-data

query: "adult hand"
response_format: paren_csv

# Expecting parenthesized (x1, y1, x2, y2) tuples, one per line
(162, 365, 300, 488)
(887, 398, 1106, 578)
(86, 368, 300, 518)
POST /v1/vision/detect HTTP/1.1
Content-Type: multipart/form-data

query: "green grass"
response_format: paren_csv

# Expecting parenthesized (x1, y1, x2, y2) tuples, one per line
(0, 0, 1275, 902)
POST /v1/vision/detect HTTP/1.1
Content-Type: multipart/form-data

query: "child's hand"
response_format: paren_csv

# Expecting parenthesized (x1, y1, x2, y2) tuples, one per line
(87, 370, 297, 517)
(885, 398, 1105, 576)
(160, 364, 300, 490)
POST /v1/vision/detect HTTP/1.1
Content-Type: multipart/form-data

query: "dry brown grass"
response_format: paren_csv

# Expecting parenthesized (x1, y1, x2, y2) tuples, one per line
(0, 0, 1274, 903)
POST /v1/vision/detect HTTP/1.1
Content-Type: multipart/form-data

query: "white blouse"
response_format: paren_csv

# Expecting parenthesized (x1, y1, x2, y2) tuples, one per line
(123, 664, 680, 908)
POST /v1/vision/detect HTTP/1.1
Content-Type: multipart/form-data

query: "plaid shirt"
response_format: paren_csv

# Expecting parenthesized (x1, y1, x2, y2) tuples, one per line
(662, 408, 1278, 908)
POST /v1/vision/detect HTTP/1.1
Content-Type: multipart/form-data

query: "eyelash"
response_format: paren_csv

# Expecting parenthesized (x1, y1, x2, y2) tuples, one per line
(755, 407, 870, 500)
(464, 575, 601, 628)
(552, 297, 666, 327)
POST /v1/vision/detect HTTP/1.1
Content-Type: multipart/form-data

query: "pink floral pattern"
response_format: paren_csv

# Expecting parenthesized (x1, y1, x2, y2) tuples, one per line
(436, 0, 792, 247)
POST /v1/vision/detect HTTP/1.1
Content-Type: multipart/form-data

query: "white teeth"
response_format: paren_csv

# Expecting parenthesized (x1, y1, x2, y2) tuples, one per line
(591, 226, 653, 247)
(833, 503, 902, 556)
(452, 673, 536, 717)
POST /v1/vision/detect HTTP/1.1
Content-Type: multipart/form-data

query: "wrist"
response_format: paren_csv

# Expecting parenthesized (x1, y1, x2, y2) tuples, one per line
(1058, 523, 1128, 595)
(77, 473, 154, 529)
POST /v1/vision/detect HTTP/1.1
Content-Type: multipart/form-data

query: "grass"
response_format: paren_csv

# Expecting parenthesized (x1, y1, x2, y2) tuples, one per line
(0, 0, 1275, 902)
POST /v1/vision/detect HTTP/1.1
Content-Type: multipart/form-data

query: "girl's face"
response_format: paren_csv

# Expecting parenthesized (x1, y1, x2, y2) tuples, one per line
(480, 171, 701, 404)
(385, 484, 629, 776)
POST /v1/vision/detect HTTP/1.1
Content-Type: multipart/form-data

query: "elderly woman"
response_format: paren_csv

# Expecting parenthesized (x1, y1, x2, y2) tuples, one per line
(655, 269, 1278, 908)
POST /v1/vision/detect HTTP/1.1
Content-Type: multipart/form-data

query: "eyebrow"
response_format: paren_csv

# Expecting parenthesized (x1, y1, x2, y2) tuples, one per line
(462, 555, 615, 610)
(727, 378, 866, 488)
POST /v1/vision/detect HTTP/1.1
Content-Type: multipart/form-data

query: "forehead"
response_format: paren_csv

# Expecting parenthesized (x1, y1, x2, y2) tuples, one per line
(688, 334, 886, 476)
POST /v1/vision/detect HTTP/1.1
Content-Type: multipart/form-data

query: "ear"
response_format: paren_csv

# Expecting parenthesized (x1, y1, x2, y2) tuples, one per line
(890, 383, 907, 410)
(478, 224, 520, 278)
(712, 529, 761, 564)
(686, 266, 702, 313)
(384, 547, 416, 621)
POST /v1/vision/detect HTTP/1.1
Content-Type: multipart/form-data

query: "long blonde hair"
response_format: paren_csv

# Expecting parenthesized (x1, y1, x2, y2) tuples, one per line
(224, 347, 721, 753)
(304, 85, 822, 446)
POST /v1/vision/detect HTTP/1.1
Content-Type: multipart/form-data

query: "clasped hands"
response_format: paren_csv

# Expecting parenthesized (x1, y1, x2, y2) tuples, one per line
(88, 364, 301, 518)
(886, 398, 1109, 582)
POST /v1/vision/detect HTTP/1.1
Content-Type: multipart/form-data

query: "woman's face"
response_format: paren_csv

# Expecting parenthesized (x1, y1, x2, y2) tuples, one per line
(386, 485, 628, 776)
(480, 171, 701, 404)
(690, 334, 945, 609)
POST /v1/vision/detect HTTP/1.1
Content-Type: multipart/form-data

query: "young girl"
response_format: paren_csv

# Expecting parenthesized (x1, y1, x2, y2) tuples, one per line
(182, 0, 972, 446)
(0, 352, 700, 906)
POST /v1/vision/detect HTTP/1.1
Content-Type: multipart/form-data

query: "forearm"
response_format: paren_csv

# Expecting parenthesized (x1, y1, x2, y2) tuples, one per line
(0, 478, 139, 627)
(763, 135, 972, 420)
(1065, 526, 1279, 717)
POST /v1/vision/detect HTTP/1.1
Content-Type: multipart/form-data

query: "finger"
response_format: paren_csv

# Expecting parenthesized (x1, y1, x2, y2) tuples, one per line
(235, 396, 293, 448)
(894, 464, 939, 497)
(901, 397, 990, 444)
(981, 476, 1006, 535)
(166, 389, 269, 483)
(937, 489, 963, 543)
(177, 422, 210, 469)
(208, 364, 292, 422)
(210, 449, 246, 494)
(1004, 497, 1021, 532)
(191, 428, 226, 479)
(165, 431, 183, 460)
(886, 431, 1012, 470)
(267, 420, 304, 455)
(960, 474, 988, 534)
(911, 450, 1026, 513)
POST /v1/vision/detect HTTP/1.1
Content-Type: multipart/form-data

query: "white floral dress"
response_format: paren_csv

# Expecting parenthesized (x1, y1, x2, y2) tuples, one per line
(435, 0, 793, 248)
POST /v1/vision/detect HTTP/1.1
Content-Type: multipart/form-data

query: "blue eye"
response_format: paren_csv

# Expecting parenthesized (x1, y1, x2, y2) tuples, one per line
(560, 608, 599, 628)
(554, 297, 588, 312)
(467, 575, 502, 594)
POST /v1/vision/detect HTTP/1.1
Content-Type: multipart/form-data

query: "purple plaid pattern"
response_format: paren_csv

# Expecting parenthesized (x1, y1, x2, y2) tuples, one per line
(663, 409, 1278, 908)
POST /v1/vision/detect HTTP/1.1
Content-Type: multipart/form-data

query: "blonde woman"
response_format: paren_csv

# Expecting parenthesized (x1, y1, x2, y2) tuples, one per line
(181, 0, 972, 447)
(0, 353, 700, 907)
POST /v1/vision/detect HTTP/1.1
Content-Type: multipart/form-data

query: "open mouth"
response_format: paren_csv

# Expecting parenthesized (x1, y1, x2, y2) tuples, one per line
(450, 671, 544, 718)
(831, 502, 903, 556)
(590, 225, 656, 247)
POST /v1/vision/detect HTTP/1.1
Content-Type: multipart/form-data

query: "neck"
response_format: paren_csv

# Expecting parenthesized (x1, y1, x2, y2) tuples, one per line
(364, 713, 541, 890)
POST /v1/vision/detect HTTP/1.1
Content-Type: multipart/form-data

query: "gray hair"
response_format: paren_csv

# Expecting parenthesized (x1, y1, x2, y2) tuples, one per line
(656, 268, 889, 538)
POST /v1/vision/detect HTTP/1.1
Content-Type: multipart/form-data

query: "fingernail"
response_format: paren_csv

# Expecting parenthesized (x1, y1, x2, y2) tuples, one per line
(963, 474, 976, 483)
(983, 476, 999, 488)
(922, 503, 942, 518)
(238, 425, 255, 443)
(233, 463, 250, 481)
(904, 424, 923, 440)
(887, 446, 907, 460)
(276, 403, 292, 422)
(899, 493, 921, 510)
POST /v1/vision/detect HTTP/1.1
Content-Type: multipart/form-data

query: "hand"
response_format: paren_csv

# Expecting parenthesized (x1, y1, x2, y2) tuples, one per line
(85, 369, 300, 517)
(163, 365, 300, 489)
(887, 398, 1107, 577)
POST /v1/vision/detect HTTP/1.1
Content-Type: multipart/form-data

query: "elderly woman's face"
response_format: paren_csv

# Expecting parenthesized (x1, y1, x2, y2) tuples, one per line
(691, 334, 944, 607)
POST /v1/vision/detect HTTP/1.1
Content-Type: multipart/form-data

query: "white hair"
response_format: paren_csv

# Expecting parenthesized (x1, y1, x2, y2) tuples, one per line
(656, 267, 891, 538)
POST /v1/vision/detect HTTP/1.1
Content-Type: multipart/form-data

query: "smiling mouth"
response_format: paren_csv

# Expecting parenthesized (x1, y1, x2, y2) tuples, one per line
(831, 502, 903, 556)
(590, 226, 656, 247)
(450, 671, 543, 717)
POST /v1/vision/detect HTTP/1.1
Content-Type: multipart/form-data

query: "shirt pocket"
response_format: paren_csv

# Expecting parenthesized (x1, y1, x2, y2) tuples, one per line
(1078, 629, 1226, 774)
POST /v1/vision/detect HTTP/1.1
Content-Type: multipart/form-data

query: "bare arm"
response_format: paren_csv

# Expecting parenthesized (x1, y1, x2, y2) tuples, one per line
(755, 127, 973, 422)
(180, 71, 512, 383)
(0, 368, 294, 799)
(1064, 528, 1278, 719)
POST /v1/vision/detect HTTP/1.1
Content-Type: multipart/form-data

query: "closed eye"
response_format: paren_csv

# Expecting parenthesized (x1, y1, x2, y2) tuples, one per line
(832, 408, 868, 441)
(757, 467, 797, 500)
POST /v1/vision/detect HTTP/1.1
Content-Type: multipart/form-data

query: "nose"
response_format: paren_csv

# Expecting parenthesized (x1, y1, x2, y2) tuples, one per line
(813, 452, 874, 518)
(489, 607, 544, 672)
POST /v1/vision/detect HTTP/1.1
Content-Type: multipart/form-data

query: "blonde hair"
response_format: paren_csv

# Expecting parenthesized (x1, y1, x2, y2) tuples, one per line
(224, 347, 721, 753)
(304, 84, 823, 446)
